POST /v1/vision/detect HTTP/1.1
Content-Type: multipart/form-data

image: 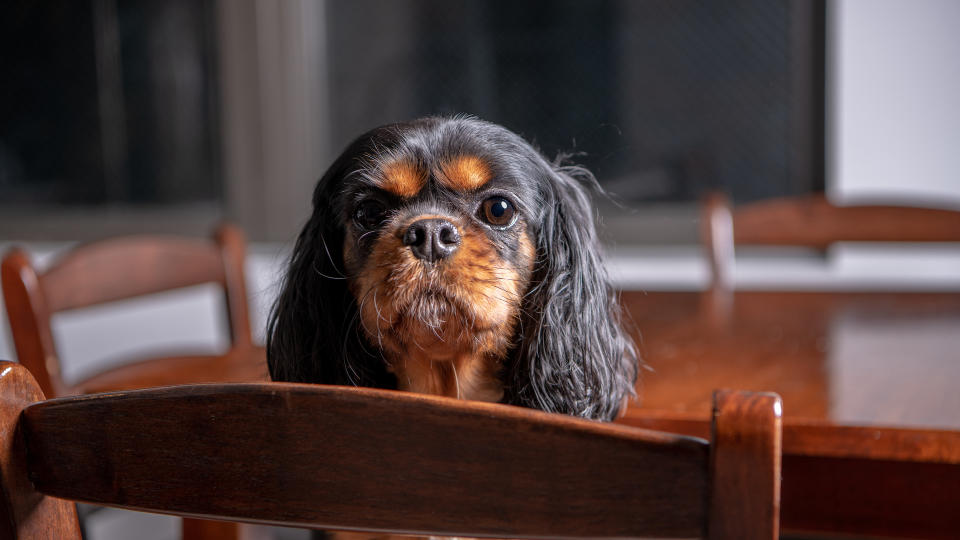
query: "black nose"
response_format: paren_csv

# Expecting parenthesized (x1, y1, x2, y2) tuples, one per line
(403, 218, 461, 262)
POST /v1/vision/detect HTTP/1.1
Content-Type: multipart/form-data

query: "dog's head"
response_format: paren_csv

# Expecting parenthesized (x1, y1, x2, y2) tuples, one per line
(267, 117, 637, 420)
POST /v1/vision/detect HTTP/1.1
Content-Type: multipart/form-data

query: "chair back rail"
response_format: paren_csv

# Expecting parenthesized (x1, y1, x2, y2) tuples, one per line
(0, 361, 783, 539)
(39, 237, 226, 313)
(732, 194, 960, 248)
(23, 381, 709, 538)
(1, 224, 253, 398)
(701, 192, 960, 297)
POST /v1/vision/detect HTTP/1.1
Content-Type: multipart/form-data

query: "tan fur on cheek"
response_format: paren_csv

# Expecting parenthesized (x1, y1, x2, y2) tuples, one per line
(445, 229, 522, 328)
(350, 231, 407, 349)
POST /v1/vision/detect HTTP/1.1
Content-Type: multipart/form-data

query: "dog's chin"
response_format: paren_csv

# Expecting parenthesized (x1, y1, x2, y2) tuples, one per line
(401, 290, 458, 334)
(394, 289, 490, 353)
(359, 280, 511, 362)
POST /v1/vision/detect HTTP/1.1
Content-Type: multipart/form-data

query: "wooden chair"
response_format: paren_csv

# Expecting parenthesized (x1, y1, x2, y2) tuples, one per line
(0, 360, 782, 539)
(701, 192, 960, 294)
(1, 223, 267, 398)
(1, 224, 268, 539)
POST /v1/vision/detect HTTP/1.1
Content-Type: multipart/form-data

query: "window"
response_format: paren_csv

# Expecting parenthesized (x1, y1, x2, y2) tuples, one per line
(0, 0, 221, 238)
(325, 0, 825, 205)
(2, 0, 825, 244)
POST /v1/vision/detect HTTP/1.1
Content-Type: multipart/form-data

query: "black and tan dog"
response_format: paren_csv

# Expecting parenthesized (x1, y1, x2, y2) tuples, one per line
(267, 116, 636, 421)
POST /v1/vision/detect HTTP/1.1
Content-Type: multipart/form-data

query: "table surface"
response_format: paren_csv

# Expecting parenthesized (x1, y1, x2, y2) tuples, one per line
(615, 290, 960, 539)
(619, 290, 960, 430)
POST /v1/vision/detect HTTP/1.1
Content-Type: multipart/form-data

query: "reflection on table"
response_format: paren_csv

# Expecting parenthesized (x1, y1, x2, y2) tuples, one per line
(617, 290, 960, 539)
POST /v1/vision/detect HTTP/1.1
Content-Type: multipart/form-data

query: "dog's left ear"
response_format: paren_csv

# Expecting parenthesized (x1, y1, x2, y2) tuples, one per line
(503, 164, 638, 421)
(266, 143, 394, 389)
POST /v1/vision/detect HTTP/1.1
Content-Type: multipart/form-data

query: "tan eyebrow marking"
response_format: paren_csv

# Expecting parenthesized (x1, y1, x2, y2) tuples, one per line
(438, 155, 492, 192)
(380, 160, 427, 198)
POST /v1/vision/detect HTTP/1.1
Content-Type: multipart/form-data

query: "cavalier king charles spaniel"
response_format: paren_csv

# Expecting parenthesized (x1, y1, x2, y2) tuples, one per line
(267, 116, 637, 421)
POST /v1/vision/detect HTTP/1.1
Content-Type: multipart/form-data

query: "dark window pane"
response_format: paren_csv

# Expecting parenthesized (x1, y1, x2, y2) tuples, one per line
(0, 0, 222, 206)
(326, 0, 823, 204)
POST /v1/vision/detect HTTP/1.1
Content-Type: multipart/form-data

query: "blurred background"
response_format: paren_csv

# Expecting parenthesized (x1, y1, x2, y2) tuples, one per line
(2, 0, 957, 256)
(1, 1, 959, 538)
(2, 0, 827, 241)
(3, 0, 959, 240)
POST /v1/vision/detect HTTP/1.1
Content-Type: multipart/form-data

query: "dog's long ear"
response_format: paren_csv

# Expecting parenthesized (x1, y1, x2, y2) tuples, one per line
(504, 165, 638, 421)
(266, 152, 394, 388)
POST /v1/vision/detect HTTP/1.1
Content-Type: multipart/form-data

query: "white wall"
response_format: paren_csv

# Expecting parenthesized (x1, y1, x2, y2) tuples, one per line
(830, 0, 960, 206)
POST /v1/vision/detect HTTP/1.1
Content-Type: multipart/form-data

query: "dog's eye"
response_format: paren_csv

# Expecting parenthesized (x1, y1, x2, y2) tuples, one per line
(480, 196, 517, 228)
(354, 200, 387, 229)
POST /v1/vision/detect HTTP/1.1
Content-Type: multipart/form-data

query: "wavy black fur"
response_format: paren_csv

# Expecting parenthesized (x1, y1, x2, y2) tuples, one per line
(267, 116, 637, 421)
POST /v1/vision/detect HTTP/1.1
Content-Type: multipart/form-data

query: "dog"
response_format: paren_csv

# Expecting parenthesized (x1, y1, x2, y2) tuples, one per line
(267, 116, 637, 421)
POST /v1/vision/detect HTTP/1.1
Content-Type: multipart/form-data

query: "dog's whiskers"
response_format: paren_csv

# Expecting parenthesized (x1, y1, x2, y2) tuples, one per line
(451, 362, 461, 400)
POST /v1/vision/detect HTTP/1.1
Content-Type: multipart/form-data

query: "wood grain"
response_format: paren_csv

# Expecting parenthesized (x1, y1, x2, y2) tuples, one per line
(39, 236, 226, 313)
(619, 290, 960, 538)
(730, 193, 960, 248)
(701, 193, 960, 294)
(622, 290, 960, 427)
(1, 223, 263, 398)
(0, 362, 80, 539)
(620, 414, 960, 464)
(22, 382, 712, 538)
(180, 519, 250, 540)
(707, 390, 782, 540)
(1, 249, 60, 396)
(215, 224, 254, 349)
(782, 456, 960, 540)
(2, 223, 264, 539)
(73, 348, 268, 395)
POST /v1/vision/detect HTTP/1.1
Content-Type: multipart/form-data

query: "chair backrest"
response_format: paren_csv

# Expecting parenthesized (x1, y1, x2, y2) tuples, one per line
(702, 193, 960, 293)
(1, 224, 253, 398)
(0, 361, 783, 539)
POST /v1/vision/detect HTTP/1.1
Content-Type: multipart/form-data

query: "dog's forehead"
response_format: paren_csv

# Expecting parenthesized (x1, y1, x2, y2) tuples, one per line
(376, 154, 494, 198)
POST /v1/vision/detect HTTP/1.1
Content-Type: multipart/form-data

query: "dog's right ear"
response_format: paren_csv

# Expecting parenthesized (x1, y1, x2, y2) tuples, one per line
(266, 150, 395, 388)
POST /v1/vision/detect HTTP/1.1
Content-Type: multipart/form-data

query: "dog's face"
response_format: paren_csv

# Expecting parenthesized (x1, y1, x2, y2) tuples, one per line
(268, 117, 637, 421)
(341, 151, 537, 400)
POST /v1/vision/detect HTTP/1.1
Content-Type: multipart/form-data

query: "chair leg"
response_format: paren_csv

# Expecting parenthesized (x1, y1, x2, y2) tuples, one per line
(182, 518, 236, 540)
(182, 518, 272, 540)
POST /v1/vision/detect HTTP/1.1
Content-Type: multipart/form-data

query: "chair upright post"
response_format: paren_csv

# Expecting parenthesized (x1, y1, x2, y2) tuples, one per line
(708, 389, 783, 540)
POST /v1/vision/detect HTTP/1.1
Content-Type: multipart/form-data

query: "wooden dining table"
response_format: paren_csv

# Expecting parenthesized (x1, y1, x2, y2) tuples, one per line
(615, 290, 960, 539)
